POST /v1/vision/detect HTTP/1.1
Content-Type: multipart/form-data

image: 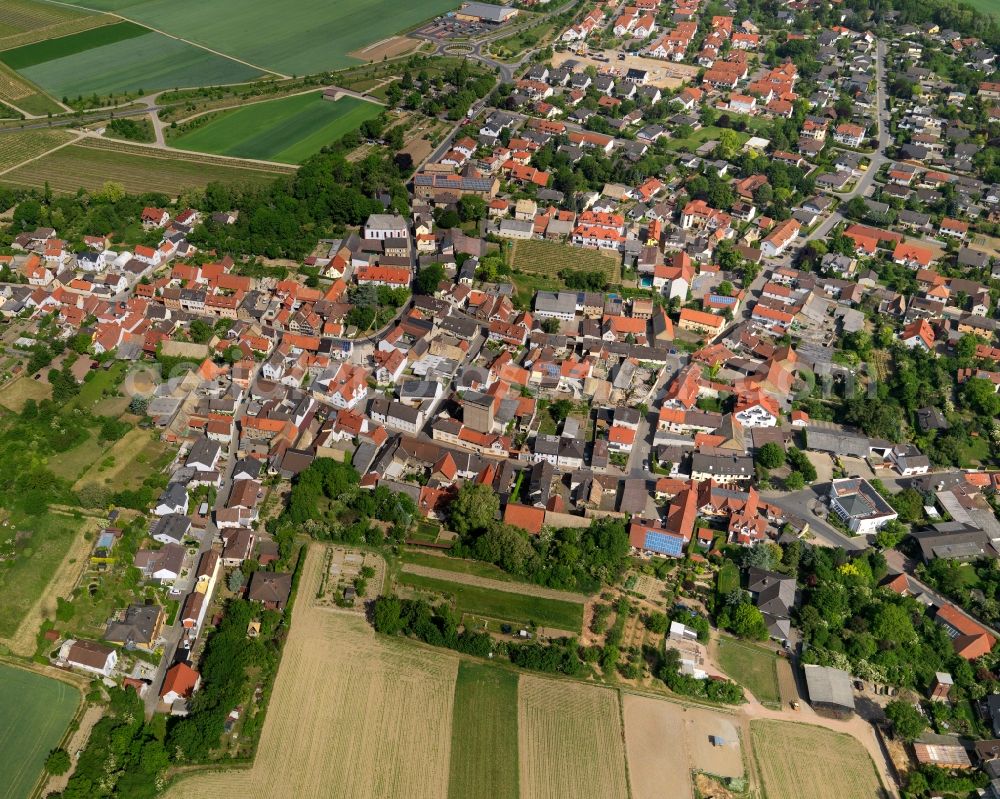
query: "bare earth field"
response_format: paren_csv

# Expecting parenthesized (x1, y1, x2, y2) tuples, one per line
(623, 695, 743, 799)
(518, 676, 629, 799)
(348, 36, 421, 61)
(750, 719, 884, 799)
(0, 375, 51, 411)
(167, 546, 459, 799)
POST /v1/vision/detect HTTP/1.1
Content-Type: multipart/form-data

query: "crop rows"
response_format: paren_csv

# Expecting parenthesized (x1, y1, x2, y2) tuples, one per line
(0, 14, 119, 53)
(518, 676, 629, 799)
(750, 720, 883, 799)
(0, 129, 72, 171)
(512, 238, 622, 282)
(78, 137, 297, 173)
(0, 0, 88, 38)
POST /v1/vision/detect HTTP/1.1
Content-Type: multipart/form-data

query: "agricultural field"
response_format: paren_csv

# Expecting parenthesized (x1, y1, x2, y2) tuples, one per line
(397, 571, 585, 632)
(66, 0, 461, 75)
(1, 137, 293, 195)
(751, 720, 884, 799)
(402, 549, 520, 582)
(0, 129, 73, 171)
(0, 22, 262, 98)
(716, 637, 781, 707)
(518, 676, 629, 799)
(511, 238, 622, 284)
(166, 546, 459, 799)
(447, 662, 519, 799)
(0, 0, 91, 39)
(623, 695, 743, 799)
(171, 92, 382, 164)
(0, 63, 63, 115)
(0, 664, 79, 799)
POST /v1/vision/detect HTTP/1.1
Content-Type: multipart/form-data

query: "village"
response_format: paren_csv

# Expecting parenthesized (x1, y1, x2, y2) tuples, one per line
(0, 0, 998, 795)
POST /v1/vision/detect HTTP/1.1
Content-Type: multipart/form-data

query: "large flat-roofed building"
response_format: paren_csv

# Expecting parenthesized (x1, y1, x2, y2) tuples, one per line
(828, 477, 897, 536)
(803, 664, 855, 718)
(455, 2, 519, 24)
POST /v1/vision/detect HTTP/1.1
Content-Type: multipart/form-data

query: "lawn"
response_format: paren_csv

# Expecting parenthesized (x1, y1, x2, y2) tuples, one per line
(0, 375, 52, 411)
(171, 92, 382, 164)
(448, 662, 519, 799)
(0, 511, 85, 638)
(73, 427, 172, 493)
(960, 0, 997, 18)
(398, 572, 585, 632)
(2, 137, 292, 195)
(958, 435, 991, 468)
(67, 0, 461, 75)
(0, 664, 79, 799)
(511, 238, 622, 284)
(66, 361, 125, 411)
(2, 22, 262, 98)
(664, 125, 751, 153)
(716, 637, 781, 708)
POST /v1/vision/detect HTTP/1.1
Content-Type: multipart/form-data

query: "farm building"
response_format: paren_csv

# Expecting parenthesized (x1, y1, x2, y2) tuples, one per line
(803, 664, 855, 718)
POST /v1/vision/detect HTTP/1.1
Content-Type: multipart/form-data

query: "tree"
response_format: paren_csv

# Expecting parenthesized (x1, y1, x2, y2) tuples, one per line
(414, 262, 445, 295)
(448, 483, 499, 537)
(548, 399, 573, 422)
(756, 442, 786, 469)
(717, 280, 733, 297)
(541, 318, 560, 334)
(785, 471, 805, 490)
(730, 603, 769, 640)
(885, 699, 926, 742)
(45, 748, 71, 775)
(874, 520, 907, 550)
(458, 195, 486, 222)
(227, 570, 245, 592)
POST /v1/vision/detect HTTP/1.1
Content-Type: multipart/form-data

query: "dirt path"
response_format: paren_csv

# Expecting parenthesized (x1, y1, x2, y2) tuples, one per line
(399, 562, 589, 603)
(0, 515, 96, 657)
(41, 704, 103, 795)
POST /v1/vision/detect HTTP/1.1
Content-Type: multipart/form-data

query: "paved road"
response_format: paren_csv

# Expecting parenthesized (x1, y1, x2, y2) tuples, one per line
(800, 38, 891, 246)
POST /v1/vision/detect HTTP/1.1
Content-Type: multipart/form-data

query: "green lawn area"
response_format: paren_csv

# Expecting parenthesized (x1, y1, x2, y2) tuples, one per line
(958, 436, 992, 467)
(171, 92, 382, 164)
(402, 549, 517, 582)
(68, 0, 461, 75)
(664, 125, 751, 153)
(448, 662, 519, 799)
(960, 0, 997, 18)
(0, 664, 79, 799)
(0, 511, 86, 638)
(398, 572, 584, 632)
(3, 22, 261, 98)
(717, 637, 781, 707)
(67, 361, 125, 411)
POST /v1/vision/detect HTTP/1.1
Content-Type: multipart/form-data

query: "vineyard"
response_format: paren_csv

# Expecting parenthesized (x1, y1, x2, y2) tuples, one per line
(0, 0, 91, 39)
(448, 663, 519, 799)
(511, 238, 622, 284)
(0, 129, 73, 171)
(518, 676, 629, 799)
(0, 62, 62, 116)
(751, 720, 883, 799)
(2, 137, 292, 195)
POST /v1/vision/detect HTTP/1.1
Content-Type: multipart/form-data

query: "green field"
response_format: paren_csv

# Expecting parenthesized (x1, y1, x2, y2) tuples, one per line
(511, 238, 622, 284)
(399, 572, 584, 632)
(0, 512, 85, 637)
(171, 92, 382, 164)
(448, 662, 519, 799)
(2, 137, 293, 195)
(402, 550, 518, 583)
(0, 664, 79, 799)
(1, 21, 261, 98)
(717, 637, 780, 708)
(66, 0, 460, 75)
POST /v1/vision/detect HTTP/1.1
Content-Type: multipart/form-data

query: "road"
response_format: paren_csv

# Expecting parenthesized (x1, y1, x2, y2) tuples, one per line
(800, 38, 892, 247)
(142, 358, 261, 717)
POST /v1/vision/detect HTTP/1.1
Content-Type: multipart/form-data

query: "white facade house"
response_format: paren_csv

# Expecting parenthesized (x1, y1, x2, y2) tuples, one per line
(828, 478, 898, 535)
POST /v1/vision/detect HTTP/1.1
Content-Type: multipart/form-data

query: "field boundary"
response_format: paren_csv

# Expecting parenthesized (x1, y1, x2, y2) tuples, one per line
(76, 133, 299, 172)
(26, 0, 286, 79)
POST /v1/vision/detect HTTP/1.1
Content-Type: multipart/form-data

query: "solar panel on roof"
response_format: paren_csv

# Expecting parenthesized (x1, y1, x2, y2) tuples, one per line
(644, 531, 683, 556)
